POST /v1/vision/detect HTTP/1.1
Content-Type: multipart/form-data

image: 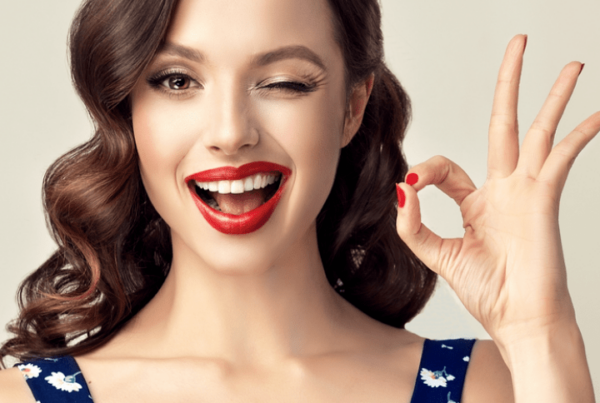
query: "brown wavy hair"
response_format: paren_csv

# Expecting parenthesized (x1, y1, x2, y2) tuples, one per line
(1, 0, 436, 366)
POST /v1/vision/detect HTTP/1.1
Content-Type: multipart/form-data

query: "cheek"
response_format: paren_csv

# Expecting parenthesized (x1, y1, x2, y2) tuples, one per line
(257, 91, 346, 218)
(132, 97, 195, 182)
(260, 86, 345, 160)
(130, 95, 200, 222)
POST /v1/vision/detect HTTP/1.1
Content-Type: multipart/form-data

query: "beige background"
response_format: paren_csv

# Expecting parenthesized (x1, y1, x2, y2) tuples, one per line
(1, 0, 598, 393)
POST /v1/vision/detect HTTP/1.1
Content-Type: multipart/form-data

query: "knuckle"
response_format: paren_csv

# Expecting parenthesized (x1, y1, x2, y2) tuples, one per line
(430, 155, 450, 166)
(547, 88, 565, 100)
(552, 143, 577, 164)
(529, 122, 556, 142)
(426, 155, 453, 184)
(495, 76, 515, 86)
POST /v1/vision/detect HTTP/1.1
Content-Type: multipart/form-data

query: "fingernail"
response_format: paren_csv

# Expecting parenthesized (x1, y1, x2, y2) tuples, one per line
(579, 63, 585, 76)
(523, 34, 528, 51)
(406, 173, 419, 186)
(396, 184, 406, 208)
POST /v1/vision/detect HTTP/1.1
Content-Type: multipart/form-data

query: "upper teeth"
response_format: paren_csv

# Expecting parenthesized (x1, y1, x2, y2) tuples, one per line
(195, 173, 280, 194)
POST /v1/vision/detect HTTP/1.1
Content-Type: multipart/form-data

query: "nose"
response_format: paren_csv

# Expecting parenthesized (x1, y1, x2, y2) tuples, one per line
(203, 81, 259, 156)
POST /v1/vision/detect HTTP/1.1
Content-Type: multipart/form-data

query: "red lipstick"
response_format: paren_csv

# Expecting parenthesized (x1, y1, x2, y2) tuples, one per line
(185, 162, 292, 235)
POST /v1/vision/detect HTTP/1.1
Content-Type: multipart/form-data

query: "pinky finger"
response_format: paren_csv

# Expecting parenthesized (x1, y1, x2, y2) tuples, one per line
(538, 111, 600, 191)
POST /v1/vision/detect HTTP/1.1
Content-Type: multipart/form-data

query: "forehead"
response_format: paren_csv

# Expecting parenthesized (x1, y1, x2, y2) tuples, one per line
(166, 0, 340, 67)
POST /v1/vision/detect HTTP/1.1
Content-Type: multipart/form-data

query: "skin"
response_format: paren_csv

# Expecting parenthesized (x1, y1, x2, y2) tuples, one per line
(1, 1, 597, 402)
(397, 36, 600, 401)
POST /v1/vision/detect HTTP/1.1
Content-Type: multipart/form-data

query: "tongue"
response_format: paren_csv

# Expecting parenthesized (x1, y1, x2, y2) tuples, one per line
(212, 189, 266, 215)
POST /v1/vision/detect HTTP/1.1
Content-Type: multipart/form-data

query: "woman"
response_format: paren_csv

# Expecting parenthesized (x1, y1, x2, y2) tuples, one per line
(0, 0, 598, 401)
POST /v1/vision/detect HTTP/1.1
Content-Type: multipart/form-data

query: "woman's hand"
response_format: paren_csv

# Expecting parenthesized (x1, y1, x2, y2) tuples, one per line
(396, 35, 600, 401)
(395, 35, 600, 347)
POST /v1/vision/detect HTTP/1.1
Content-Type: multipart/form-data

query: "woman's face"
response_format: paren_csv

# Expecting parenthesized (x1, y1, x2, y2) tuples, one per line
(131, 0, 356, 273)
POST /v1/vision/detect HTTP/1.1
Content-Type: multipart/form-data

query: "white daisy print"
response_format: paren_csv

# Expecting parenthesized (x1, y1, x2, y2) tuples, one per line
(463, 356, 470, 362)
(420, 368, 447, 387)
(441, 344, 454, 350)
(45, 371, 83, 392)
(420, 366, 456, 388)
(18, 364, 42, 379)
(447, 391, 458, 403)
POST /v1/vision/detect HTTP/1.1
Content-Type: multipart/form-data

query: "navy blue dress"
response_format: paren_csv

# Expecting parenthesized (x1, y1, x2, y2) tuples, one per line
(410, 339, 475, 403)
(17, 339, 475, 402)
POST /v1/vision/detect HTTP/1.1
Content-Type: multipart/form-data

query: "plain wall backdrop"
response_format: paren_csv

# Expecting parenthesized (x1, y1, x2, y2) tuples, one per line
(1, 0, 598, 393)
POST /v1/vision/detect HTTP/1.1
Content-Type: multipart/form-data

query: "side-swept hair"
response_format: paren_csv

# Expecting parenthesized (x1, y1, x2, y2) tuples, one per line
(1, 0, 435, 366)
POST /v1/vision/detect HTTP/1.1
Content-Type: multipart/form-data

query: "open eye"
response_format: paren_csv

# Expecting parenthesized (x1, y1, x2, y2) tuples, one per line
(147, 70, 201, 93)
(163, 75, 192, 90)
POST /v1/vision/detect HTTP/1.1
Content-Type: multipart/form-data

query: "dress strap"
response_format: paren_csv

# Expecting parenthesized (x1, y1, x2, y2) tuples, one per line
(410, 339, 476, 403)
(15, 356, 94, 402)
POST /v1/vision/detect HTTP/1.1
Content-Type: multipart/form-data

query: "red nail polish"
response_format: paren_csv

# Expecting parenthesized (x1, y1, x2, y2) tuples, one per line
(396, 184, 406, 208)
(579, 63, 585, 75)
(406, 173, 419, 186)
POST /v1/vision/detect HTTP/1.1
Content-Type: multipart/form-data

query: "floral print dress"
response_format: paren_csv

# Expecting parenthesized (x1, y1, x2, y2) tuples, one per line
(410, 339, 476, 403)
(16, 356, 92, 402)
(16, 339, 475, 402)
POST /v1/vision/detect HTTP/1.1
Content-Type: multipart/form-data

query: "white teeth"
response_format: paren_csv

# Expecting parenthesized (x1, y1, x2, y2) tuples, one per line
(230, 179, 244, 194)
(253, 175, 262, 189)
(218, 180, 231, 194)
(195, 173, 282, 195)
(244, 177, 254, 191)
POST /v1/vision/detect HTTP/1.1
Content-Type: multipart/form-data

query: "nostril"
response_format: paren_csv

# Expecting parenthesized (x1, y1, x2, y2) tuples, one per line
(208, 141, 255, 156)
(204, 122, 260, 156)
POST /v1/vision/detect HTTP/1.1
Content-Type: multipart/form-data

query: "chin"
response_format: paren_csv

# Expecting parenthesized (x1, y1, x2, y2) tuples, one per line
(171, 227, 291, 277)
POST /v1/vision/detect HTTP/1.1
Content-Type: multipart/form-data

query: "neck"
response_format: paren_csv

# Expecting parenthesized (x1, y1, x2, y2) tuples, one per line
(115, 225, 374, 365)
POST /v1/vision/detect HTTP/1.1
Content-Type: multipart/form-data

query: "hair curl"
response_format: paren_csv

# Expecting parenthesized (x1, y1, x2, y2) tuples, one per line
(1, 0, 436, 366)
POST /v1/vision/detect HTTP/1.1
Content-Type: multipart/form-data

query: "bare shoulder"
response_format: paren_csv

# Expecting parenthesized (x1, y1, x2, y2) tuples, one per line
(462, 339, 514, 403)
(0, 367, 35, 403)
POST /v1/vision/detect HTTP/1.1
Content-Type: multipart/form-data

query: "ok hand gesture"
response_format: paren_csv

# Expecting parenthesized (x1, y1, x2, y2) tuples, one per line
(395, 35, 600, 349)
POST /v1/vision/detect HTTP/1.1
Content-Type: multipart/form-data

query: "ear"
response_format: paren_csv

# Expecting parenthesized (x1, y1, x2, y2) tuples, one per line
(342, 73, 375, 148)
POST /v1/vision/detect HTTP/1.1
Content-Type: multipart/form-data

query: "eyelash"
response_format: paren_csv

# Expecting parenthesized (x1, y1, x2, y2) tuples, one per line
(147, 69, 199, 95)
(260, 80, 316, 94)
(146, 69, 317, 96)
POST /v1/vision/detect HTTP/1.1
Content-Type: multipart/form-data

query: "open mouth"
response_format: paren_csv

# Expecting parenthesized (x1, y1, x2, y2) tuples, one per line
(193, 172, 283, 215)
(185, 162, 292, 235)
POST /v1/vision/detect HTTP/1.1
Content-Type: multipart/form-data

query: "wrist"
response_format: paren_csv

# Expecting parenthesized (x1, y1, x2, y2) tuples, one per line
(495, 319, 584, 368)
(490, 302, 579, 360)
(494, 321, 594, 403)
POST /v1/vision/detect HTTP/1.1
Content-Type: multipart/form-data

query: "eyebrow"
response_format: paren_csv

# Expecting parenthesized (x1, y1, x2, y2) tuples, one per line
(252, 45, 326, 71)
(159, 42, 205, 63)
(157, 42, 326, 71)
